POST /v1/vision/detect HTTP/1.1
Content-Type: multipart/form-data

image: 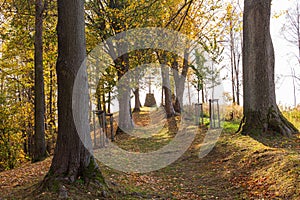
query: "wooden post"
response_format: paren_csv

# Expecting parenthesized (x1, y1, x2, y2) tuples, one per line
(209, 99, 220, 129)
(93, 110, 96, 147)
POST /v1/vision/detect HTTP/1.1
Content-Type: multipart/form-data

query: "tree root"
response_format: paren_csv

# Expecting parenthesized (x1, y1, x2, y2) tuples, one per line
(236, 116, 245, 134)
(240, 107, 298, 137)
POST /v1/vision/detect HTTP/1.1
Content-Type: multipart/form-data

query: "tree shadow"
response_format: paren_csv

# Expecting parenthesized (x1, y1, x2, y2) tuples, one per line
(248, 132, 300, 153)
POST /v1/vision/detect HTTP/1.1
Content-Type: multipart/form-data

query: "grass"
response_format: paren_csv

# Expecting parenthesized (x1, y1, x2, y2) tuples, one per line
(223, 120, 240, 133)
(282, 106, 300, 130)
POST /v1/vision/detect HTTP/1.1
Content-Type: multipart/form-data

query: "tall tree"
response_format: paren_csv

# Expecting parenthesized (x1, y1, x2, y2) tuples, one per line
(190, 50, 207, 104)
(242, 0, 298, 136)
(159, 53, 175, 117)
(33, 0, 47, 162)
(224, 1, 243, 105)
(43, 0, 103, 186)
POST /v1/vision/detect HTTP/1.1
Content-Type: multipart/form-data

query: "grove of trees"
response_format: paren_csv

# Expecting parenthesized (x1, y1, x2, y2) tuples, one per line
(0, 0, 299, 196)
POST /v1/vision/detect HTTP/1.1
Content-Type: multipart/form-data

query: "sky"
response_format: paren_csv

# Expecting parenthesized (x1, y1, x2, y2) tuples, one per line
(270, 0, 299, 107)
(221, 0, 300, 108)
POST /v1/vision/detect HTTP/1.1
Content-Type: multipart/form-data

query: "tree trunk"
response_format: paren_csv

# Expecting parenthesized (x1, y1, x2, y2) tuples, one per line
(49, 67, 56, 131)
(108, 90, 111, 113)
(242, 0, 298, 137)
(235, 58, 240, 106)
(116, 83, 134, 133)
(102, 86, 106, 113)
(133, 87, 141, 112)
(173, 51, 189, 113)
(161, 87, 164, 106)
(161, 65, 175, 117)
(230, 18, 236, 105)
(33, 0, 46, 162)
(187, 79, 191, 105)
(43, 0, 103, 186)
(115, 55, 134, 134)
(201, 83, 205, 103)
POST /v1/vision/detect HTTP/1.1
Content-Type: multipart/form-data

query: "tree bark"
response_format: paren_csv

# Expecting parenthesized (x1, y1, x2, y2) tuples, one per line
(201, 84, 205, 103)
(108, 90, 111, 113)
(229, 18, 236, 105)
(242, 0, 298, 137)
(161, 65, 175, 118)
(115, 55, 134, 134)
(43, 0, 103, 186)
(33, 0, 46, 162)
(102, 86, 106, 113)
(172, 51, 189, 113)
(133, 87, 141, 112)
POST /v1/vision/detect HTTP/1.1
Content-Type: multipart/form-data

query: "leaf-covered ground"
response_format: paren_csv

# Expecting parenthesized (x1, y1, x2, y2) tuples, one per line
(1, 108, 300, 199)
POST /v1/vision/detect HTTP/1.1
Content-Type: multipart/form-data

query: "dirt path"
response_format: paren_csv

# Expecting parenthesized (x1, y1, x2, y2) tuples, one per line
(1, 109, 299, 199)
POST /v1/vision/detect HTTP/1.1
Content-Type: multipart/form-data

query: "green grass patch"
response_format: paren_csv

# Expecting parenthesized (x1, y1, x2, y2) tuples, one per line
(222, 120, 240, 133)
(282, 108, 300, 130)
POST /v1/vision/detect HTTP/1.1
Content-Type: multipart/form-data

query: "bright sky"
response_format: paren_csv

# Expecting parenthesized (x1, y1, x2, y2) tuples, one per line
(221, 0, 300, 108)
(271, 0, 299, 107)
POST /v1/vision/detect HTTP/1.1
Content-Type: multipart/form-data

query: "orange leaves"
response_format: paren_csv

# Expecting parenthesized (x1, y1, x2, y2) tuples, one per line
(0, 157, 51, 196)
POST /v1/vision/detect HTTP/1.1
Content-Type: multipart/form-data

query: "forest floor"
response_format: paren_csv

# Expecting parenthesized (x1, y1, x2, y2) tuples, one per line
(1, 108, 300, 199)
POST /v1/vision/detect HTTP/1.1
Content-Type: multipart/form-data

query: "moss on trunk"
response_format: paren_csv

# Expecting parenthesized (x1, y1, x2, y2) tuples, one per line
(241, 106, 298, 137)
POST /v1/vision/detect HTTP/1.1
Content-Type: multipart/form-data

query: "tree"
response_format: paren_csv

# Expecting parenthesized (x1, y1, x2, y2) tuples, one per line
(33, 0, 46, 162)
(241, 0, 298, 136)
(0, 0, 58, 162)
(190, 50, 207, 104)
(43, 0, 103, 186)
(0, 0, 37, 161)
(158, 52, 176, 117)
(224, 1, 243, 105)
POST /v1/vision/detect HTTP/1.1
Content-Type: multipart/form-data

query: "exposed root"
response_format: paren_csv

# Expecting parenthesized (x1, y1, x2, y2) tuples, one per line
(241, 107, 298, 137)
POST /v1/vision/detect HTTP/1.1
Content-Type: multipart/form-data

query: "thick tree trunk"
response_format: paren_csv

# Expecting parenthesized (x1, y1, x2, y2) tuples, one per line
(43, 0, 103, 186)
(242, 0, 298, 137)
(33, 0, 46, 162)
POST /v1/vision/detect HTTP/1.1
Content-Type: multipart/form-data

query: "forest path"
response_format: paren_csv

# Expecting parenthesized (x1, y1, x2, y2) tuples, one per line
(1, 107, 299, 199)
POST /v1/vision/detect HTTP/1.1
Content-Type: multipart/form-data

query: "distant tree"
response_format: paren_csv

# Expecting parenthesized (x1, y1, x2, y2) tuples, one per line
(190, 51, 207, 104)
(281, 1, 300, 65)
(157, 52, 176, 117)
(33, 0, 47, 162)
(224, 1, 243, 105)
(281, 1, 300, 107)
(241, 0, 298, 136)
(43, 0, 103, 186)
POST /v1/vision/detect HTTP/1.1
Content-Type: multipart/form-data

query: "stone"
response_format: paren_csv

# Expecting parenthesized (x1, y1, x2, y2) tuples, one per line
(144, 93, 156, 107)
